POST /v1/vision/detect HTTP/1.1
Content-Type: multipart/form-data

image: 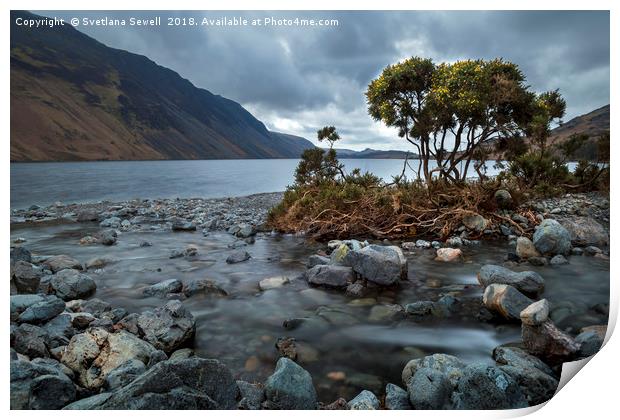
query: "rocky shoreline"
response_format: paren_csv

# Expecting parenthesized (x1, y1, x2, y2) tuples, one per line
(10, 191, 609, 410)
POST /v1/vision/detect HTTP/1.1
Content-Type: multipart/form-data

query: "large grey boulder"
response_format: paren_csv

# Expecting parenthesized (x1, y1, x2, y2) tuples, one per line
(10, 359, 76, 409)
(50, 269, 96, 300)
(17, 295, 65, 324)
(402, 353, 466, 388)
(483, 284, 533, 321)
(515, 237, 540, 259)
(521, 320, 580, 364)
(264, 357, 317, 409)
(137, 300, 196, 353)
(43, 255, 82, 273)
(42, 313, 76, 347)
(226, 250, 251, 264)
(560, 217, 609, 246)
(477, 265, 544, 296)
(11, 323, 50, 359)
(452, 363, 528, 409)
(61, 327, 158, 389)
(11, 294, 45, 321)
(105, 359, 147, 390)
(347, 390, 380, 410)
(12, 260, 42, 293)
(11, 246, 32, 263)
(306, 264, 354, 288)
(237, 380, 265, 410)
(385, 383, 411, 409)
(520, 299, 550, 326)
(344, 245, 406, 285)
(533, 219, 571, 256)
(407, 367, 453, 409)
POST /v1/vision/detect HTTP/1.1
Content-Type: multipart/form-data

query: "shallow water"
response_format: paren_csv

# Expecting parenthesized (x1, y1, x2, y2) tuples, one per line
(10, 221, 609, 401)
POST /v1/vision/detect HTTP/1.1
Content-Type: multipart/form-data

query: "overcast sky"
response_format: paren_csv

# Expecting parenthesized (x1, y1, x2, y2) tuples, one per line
(40, 10, 610, 151)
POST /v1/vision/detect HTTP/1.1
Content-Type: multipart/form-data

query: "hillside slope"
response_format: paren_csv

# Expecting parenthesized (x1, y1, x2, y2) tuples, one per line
(10, 11, 314, 161)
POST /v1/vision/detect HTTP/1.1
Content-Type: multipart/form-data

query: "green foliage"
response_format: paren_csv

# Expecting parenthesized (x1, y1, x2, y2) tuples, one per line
(508, 151, 570, 189)
(316, 126, 341, 149)
(294, 148, 343, 186)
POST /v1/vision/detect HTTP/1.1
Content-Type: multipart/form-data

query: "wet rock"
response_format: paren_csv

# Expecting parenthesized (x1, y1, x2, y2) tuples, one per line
(259, 276, 290, 291)
(571, 247, 584, 255)
(50, 269, 96, 300)
(264, 357, 317, 409)
(143, 279, 183, 297)
(345, 281, 368, 298)
(483, 284, 533, 321)
(477, 265, 544, 296)
(42, 313, 75, 347)
(416, 239, 432, 249)
(401, 241, 416, 251)
(85, 257, 111, 269)
(452, 363, 527, 409)
(63, 393, 114, 410)
(137, 300, 196, 353)
(10, 359, 76, 409)
(494, 189, 513, 209)
(533, 219, 571, 256)
(11, 324, 50, 359)
(80, 298, 112, 317)
(69, 312, 96, 329)
(330, 243, 350, 265)
(169, 348, 194, 360)
(402, 354, 465, 388)
(18, 295, 66, 324)
(105, 359, 147, 390)
(516, 237, 540, 259)
(576, 328, 605, 358)
(462, 214, 487, 232)
(12, 260, 42, 293)
(140, 240, 152, 247)
(520, 299, 550, 326)
(344, 244, 406, 286)
(100, 217, 121, 228)
(521, 320, 580, 364)
(560, 217, 609, 246)
(407, 367, 452, 409)
(528, 256, 548, 266)
(43, 255, 82, 273)
(500, 225, 512, 236)
(446, 237, 463, 248)
(385, 383, 411, 409)
(235, 223, 256, 238)
(584, 245, 603, 256)
(181, 279, 227, 298)
(550, 255, 568, 265)
(237, 380, 265, 410)
(99, 229, 117, 246)
(171, 217, 196, 231)
(11, 294, 45, 321)
(368, 304, 404, 322)
(275, 337, 298, 360)
(77, 209, 99, 222)
(347, 390, 380, 410)
(405, 301, 435, 317)
(11, 246, 32, 263)
(306, 265, 354, 288)
(226, 250, 251, 264)
(307, 254, 330, 268)
(435, 248, 462, 262)
(86, 358, 238, 409)
(61, 327, 158, 389)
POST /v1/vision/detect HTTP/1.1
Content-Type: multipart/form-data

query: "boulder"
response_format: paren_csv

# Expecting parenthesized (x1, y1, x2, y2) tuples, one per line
(12, 261, 42, 293)
(77, 209, 99, 222)
(407, 367, 452, 409)
(237, 380, 265, 410)
(171, 217, 197, 231)
(11, 323, 50, 359)
(515, 237, 540, 259)
(330, 243, 350, 264)
(181, 279, 228, 298)
(385, 383, 411, 409)
(477, 265, 544, 296)
(494, 189, 513, 208)
(532, 219, 571, 256)
(17, 295, 65, 324)
(405, 301, 435, 317)
(99, 229, 117, 246)
(576, 329, 605, 358)
(550, 255, 568, 265)
(42, 313, 76, 347)
(61, 327, 158, 389)
(521, 320, 580, 364)
(264, 357, 317, 409)
(105, 359, 147, 390)
(482, 284, 533, 321)
(226, 250, 251, 264)
(137, 300, 196, 353)
(10, 359, 76, 409)
(235, 223, 256, 238)
(11, 294, 45, 321)
(435, 248, 462, 262)
(11, 246, 32, 263)
(50, 269, 96, 300)
(520, 299, 550, 326)
(143, 279, 183, 297)
(259, 276, 290, 291)
(452, 363, 527, 409)
(100, 217, 121, 228)
(402, 353, 465, 388)
(80, 298, 112, 317)
(43, 255, 82, 273)
(306, 265, 354, 288)
(462, 214, 487, 232)
(344, 245, 406, 285)
(347, 390, 380, 410)
(560, 217, 609, 246)
(306, 254, 330, 268)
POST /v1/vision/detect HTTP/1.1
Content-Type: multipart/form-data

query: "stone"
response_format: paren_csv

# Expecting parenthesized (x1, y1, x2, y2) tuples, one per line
(516, 237, 540, 259)
(169, 348, 195, 360)
(401, 242, 416, 251)
(235, 223, 256, 238)
(500, 225, 512, 236)
(306, 254, 330, 268)
(237, 380, 265, 410)
(462, 214, 487, 232)
(17, 295, 66, 324)
(415, 239, 432, 249)
(533, 219, 571, 256)
(69, 312, 96, 329)
(435, 248, 462, 262)
(50, 269, 96, 300)
(522, 320, 580, 364)
(10, 359, 76, 409)
(560, 217, 609, 246)
(407, 367, 452, 409)
(330, 243, 350, 264)
(345, 281, 367, 298)
(446, 237, 463, 248)
(368, 304, 405, 322)
(494, 189, 513, 208)
(344, 244, 406, 286)
(226, 250, 251, 264)
(571, 247, 584, 256)
(385, 383, 411, 409)
(520, 299, 550, 326)
(171, 217, 196, 231)
(402, 354, 466, 388)
(452, 363, 527, 409)
(105, 359, 147, 390)
(11, 246, 32, 263)
(85, 257, 111, 269)
(63, 393, 114, 410)
(11, 324, 50, 359)
(43, 255, 82, 273)
(264, 357, 317, 409)
(306, 264, 354, 288)
(347, 390, 380, 410)
(137, 300, 196, 353)
(143, 279, 183, 297)
(12, 260, 42, 293)
(181, 279, 228, 297)
(576, 329, 604, 358)
(80, 298, 112, 316)
(41, 313, 75, 347)
(77, 209, 99, 222)
(584, 245, 603, 256)
(405, 301, 435, 317)
(99, 229, 117, 246)
(259, 276, 290, 291)
(85, 358, 238, 409)
(550, 255, 568, 265)
(483, 284, 533, 321)
(100, 217, 121, 228)
(477, 264, 544, 296)
(528, 256, 548, 266)
(11, 294, 45, 321)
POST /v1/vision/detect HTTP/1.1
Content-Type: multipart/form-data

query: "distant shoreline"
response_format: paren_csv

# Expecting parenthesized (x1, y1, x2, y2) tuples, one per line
(10, 156, 413, 164)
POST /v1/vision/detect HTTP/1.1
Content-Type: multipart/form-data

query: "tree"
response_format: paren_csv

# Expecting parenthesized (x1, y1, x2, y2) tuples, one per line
(317, 126, 340, 149)
(366, 57, 546, 184)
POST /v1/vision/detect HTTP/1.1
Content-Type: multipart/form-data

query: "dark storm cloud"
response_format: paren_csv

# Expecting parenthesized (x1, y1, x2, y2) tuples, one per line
(38, 10, 610, 150)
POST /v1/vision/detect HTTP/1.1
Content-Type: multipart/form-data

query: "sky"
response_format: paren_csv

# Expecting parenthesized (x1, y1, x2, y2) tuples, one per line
(40, 10, 610, 151)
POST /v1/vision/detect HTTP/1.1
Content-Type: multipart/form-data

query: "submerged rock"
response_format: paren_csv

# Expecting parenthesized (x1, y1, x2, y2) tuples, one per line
(143, 279, 183, 297)
(482, 284, 533, 321)
(259, 276, 290, 291)
(264, 357, 317, 409)
(344, 244, 406, 286)
(435, 248, 462, 262)
(532, 219, 571, 256)
(226, 250, 251, 264)
(306, 265, 354, 288)
(171, 217, 196, 231)
(477, 265, 544, 296)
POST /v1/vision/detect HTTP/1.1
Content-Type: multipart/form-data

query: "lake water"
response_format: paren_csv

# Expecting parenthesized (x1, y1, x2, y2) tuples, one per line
(11, 159, 510, 209)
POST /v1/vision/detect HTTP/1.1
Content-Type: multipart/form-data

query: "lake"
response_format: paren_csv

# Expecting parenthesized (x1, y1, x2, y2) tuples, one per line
(11, 158, 512, 209)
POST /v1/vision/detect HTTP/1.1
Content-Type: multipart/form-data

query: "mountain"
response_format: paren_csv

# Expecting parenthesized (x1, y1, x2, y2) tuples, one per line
(549, 104, 610, 160)
(10, 11, 314, 162)
(332, 147, 414, 159)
